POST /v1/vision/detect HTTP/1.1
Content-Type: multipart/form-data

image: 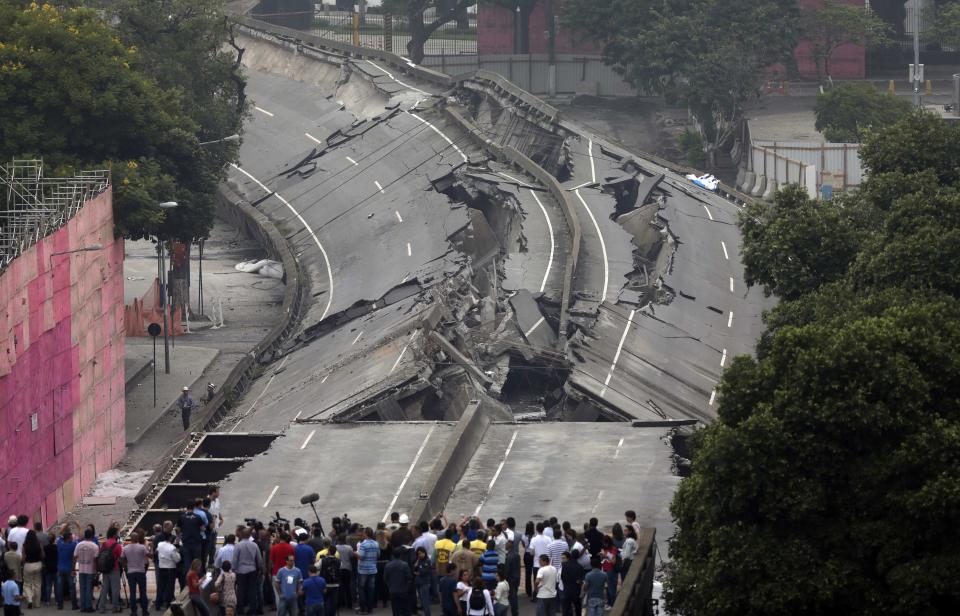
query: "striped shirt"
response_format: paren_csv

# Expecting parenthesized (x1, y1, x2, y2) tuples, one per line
(357, 539, 380, 575)
(546, 539, 566, 570)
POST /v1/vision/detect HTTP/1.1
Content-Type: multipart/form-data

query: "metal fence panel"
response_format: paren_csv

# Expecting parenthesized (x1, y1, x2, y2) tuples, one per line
(751, 140, 863, 191)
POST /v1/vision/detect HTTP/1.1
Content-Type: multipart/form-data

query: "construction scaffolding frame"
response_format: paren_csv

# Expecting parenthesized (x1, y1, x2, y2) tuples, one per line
(0, 159, 110, 269)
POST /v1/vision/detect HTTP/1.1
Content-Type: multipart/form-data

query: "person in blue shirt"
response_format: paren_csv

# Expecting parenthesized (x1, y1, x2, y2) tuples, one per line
(294, 534, 316, 613)
(480, 541, 499, 592)
(54, 531, 79, 610)
(3, 570, 25, 616)
(438, 564, 459, 616)
(301, 566, 327, 616)
(273, 555, 302, 616)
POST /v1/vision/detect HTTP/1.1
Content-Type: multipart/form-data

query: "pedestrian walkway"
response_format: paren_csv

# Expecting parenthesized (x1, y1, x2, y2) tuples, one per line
(124, 343, 220, 445)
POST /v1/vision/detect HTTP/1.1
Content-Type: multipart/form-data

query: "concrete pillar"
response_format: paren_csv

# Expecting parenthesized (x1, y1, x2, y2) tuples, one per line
(735, 167, 746, 189)
(762, 178, 777, 200)
(751, 175, 767, 197)
(740, 171, 755, 192)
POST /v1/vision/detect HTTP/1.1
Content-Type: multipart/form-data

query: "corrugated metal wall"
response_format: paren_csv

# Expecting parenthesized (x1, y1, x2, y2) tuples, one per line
(751, 140, 863, 190)
(420, 53, 638, 97)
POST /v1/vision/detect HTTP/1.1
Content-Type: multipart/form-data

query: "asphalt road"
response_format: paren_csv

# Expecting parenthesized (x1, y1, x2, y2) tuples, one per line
(445, 423, 679, 542)
(563, 129, 773, 420)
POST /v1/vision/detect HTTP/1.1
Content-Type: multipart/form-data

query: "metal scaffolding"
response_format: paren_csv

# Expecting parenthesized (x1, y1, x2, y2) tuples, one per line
(0, 159, 110, 269)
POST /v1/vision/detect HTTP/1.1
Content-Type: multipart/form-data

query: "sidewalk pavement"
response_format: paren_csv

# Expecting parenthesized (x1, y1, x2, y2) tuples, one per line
(124, 341, 220, 445)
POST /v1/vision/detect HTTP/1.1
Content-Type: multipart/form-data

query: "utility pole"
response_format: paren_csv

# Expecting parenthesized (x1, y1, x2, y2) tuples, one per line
(912, 0, 921, 107)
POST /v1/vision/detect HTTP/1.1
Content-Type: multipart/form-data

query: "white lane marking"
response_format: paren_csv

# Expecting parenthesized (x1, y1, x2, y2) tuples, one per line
(346, 156, 358, 166)
(727, 311, 734, 328)
(230, 355, 290, 432)
(721, 241, 729, 260)
(365, 59, 430, 96)
(389, 330, 420, 375)
(591, 490, 604, 514)
(496, 171, 533, 187)
(305, 132, 322, 144)
(523, 316, 545, 339)
(709, 389, 717, 406)
(729, 277, 734, 293)
(382, 425, 437, 522)
(588, 139, 597, 183)
(300, 429, 316, 450)
(600, 308, 636, 397)
(232, 164, 334, 321)
(407, 112, 469, 163)
(474, 430, 519, 517)
(613, 437, 625, 459)
(294, 410, 303, 421)
(320, 374, 329, 384)
(254, 106, 274, 117)
(375, 180, 385, 193)
(529, 190, 555, 293)
(720, 348, 728, 367)
(352, 331, 363, 345)
(567, 180, 594, 191)
(395, 210, 403, 223)
(406, 242, 412, 256)
(263, 485, 279, 508)
(575, 188, 610, 302)
(702, 204, 714, 221)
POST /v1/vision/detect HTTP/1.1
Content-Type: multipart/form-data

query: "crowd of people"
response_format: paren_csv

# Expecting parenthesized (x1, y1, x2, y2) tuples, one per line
(1, 494, 645, 616)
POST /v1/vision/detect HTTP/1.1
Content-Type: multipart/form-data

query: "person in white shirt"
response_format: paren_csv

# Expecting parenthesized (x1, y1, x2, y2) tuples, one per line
(533, 555, 557, 616)
(493, 570, 510, 616)
(465, 578, 495, 616)
(529, 525, 551, 586)
(215, 534, 237, 569)
(156, 537, 181, 610)
(7, 516, 28, 556)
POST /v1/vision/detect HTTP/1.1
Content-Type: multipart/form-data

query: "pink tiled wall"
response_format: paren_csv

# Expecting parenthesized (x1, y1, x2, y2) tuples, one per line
(0, 187, 125, 528)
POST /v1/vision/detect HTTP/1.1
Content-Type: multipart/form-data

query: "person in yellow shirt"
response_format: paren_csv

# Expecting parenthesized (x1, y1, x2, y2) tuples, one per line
(470, 532, 487, 557)
(434, 529, 456, 575)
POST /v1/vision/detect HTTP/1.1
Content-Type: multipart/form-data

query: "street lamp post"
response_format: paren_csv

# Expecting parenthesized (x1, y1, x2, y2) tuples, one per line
(153, 201, 179, 374)
(198, 133, 240, 147)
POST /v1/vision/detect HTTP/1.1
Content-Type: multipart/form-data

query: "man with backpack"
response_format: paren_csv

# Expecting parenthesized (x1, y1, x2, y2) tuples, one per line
(96, 528, 123, 614)
(317, 546, 340, 616)
(383, 549, 412, 616)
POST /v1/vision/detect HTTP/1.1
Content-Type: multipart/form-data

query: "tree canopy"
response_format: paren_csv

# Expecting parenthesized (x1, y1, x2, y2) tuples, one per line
(814, 82, 912, 142)
(563, 0, 798, 166)
(383, 0, 475, 63)
(666, 111, 960, 614)
(0, 0, 245, 241)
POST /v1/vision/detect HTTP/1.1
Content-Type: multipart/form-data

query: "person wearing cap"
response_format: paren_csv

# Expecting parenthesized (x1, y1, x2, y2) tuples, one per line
(176, 387, 198, 431)
(389, 515, 412, 550)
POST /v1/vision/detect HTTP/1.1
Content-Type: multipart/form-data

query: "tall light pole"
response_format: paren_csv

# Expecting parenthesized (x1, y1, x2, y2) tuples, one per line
(153, 201, 179, 374)
(913, 0, 921, 107)
(198, 133, 240, 146)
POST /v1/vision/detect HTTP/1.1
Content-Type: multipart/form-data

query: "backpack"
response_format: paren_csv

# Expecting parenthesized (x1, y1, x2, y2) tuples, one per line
(469, 588, 487, 612)
(320, 555, 340, 585)
(96, 544, 115, 573)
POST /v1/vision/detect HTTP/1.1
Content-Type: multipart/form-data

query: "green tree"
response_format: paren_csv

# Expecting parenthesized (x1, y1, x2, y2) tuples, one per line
(0, 1, 203, 239)
(931, 0, 960, 49)
(668, 100, 960, 614)
(739, 184, 864, 300)
(383, 0, 476, 63)
(667, 294, 960, 614)
(563, 0, 799, 167)
(798, 0, 891, 84)
(814, 82, 912, 142)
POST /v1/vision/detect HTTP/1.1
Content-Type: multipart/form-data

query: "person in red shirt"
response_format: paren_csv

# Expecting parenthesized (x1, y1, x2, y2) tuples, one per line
(599, 536, 619, 608)
(269, 534, 296, 577)
(97, 527, 124, 613)
(186, 559, 210, 616)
